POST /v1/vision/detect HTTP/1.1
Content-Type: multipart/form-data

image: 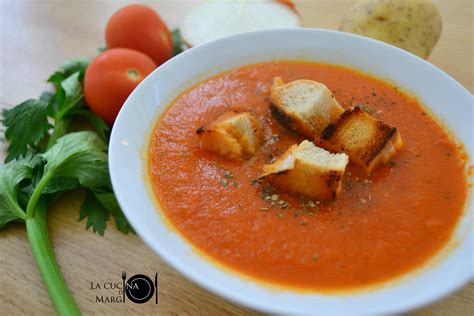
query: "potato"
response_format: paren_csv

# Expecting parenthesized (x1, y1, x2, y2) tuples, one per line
(339, 0, 442, 58)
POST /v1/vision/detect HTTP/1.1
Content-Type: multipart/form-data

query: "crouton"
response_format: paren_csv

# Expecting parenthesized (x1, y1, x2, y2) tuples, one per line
(270, 77, 344, 137)
(260, 140, 349, 201)
(318, 106, 403, 172)
(196, 111, 262, 160)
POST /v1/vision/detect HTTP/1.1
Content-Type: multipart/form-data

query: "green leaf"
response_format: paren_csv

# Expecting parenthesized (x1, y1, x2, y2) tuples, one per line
(39, 91, 55, 104)
(40, 91, 60, 117)
(61, 72, 82, 99)
(28, 131, 132, 236)
(47, 71, 84, 121)
(71, 109, 110, 141)
(48, 58, 88, 89)
(56, 72, 83, 119)
(79, 191, 132, 235)
(0, 158, 32, 227)
(172, 29, 184, 56)
(40, 131, 110, 190)
(59, 58, 89, 78)
(42, 177, 80, 194)
(97, 46, 107, 54)
(47, 72, 66, 86)
(79, 190, 108, 236)
(2, 99, 51, 162)
(47, 72, 66, 110)
(95, 192, 132, 234)
(46, 59, 88, 119)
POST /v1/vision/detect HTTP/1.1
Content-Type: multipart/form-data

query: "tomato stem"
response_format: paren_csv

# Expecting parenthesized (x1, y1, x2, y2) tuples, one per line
(127, 69, 140, 80)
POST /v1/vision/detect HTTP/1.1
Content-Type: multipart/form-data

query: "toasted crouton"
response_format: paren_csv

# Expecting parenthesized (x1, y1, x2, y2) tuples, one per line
(270, 77, 344, 137)
(260, 140, 349, 201)
(318, 106, 403, 172)
(196, 111, 262, 160)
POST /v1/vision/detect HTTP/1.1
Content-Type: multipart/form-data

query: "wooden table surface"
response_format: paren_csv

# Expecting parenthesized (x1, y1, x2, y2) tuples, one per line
(0, 0, 472, 315)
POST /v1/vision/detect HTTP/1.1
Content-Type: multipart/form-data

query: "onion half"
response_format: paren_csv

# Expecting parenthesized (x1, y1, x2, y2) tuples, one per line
(181, 0, 302, 47)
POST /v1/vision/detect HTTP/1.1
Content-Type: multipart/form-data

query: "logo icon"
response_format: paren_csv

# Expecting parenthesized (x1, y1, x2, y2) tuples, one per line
(122, 271, 158, 304)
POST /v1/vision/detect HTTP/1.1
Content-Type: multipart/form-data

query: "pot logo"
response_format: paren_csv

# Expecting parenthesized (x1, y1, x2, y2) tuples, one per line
(125, 274, 156, 304)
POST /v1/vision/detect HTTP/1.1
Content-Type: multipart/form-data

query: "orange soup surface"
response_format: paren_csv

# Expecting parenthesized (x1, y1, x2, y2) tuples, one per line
(148, 61, 468, 291)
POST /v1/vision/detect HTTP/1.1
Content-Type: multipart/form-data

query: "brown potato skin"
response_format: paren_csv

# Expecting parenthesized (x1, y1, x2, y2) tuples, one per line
(339, 0, 442, 58)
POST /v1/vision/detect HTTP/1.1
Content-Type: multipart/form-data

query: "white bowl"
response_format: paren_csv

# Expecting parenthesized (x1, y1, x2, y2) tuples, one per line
(109, 29, 473, 314)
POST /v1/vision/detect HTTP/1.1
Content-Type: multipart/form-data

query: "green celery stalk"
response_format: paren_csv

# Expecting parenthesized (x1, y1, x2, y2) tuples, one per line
(26, 202, 81, 316)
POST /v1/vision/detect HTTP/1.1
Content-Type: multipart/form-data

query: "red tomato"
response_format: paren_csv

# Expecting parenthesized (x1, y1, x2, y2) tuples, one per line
(105, 4, 173, 66)
(84, 48, 157, 125)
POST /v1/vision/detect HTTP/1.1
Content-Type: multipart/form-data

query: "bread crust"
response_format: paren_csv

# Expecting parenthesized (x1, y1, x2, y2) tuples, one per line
(197, 111, 262, 160)
(319, 106, 403, 172)
(270, 103, 315, 137)
(260, 141, 348, 201)
(270, 77, 344, 138)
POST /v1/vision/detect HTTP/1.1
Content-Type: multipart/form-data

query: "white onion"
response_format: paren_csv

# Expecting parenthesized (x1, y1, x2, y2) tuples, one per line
(181, 0, 302, 47)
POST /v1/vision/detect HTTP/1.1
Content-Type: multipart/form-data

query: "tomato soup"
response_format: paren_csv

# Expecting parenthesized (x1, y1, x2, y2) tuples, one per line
(148, 61, 468, 291)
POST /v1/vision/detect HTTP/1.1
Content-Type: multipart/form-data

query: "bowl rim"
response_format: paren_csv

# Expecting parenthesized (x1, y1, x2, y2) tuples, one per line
(109, 28, 473, 314)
